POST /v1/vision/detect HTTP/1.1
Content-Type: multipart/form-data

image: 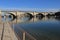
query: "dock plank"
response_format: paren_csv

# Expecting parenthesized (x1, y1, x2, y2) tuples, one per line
(0, 23, 3, 40)
(0, 23, 18, 40)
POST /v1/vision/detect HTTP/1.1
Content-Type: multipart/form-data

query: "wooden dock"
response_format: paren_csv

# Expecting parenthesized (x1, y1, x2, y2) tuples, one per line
(0, 22, 36, 40)
(0, 23, 18, 40)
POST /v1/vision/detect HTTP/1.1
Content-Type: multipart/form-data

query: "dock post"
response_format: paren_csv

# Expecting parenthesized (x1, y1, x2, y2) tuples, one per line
(23, 32, 25, 40)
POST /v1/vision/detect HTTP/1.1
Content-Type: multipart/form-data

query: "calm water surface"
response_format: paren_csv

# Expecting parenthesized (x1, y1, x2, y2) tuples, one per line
(13, 17, 60, 40)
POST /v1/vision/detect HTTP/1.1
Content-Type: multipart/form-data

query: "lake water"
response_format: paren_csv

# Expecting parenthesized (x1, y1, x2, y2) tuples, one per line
(12, 16, 60, 40)
(1, 15, 60, 40)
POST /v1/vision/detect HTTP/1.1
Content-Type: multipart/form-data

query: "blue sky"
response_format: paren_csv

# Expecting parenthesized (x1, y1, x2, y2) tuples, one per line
(0, 0, 60, 11)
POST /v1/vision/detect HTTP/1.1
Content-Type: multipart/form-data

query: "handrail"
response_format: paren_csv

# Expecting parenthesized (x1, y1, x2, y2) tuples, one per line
(13, 24, 36, 40)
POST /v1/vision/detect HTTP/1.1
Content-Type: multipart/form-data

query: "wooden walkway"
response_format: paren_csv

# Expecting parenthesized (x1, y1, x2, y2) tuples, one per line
(0, 23, 18, 40)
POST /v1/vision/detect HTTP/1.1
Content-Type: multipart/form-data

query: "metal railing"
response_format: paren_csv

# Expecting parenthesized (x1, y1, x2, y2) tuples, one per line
(12, 23, 36, 40)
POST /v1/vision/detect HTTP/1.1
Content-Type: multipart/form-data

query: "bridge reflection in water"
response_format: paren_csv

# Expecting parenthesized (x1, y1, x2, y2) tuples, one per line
(13, 17, 60, 40)
(0, 16, 37, 40)
(0, 11, 60, 40)
(0, 13, 60, 40)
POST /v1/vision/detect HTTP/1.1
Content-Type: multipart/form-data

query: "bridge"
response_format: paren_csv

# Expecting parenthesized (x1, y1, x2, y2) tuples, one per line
(0, 10, 58, 24)
(0, 10, 49, 18)
(0, 10, 38, 40)
(0, 10, 60, 40)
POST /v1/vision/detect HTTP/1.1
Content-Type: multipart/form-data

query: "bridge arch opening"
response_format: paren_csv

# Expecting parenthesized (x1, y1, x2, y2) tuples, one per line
(25, 13, 34, 18)
(36, 13, 45, 17)
(36, 13, 44, 20)
(8, 13, 16, 20)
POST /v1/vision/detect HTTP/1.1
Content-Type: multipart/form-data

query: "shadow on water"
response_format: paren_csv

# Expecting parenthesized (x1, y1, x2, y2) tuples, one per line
(55, 17, 60, 21)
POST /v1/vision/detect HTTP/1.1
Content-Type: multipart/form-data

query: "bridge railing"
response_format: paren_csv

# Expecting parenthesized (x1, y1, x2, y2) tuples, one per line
(12, 23, 36, 40)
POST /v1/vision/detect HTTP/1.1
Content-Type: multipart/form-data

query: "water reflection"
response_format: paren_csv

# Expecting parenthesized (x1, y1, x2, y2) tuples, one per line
(0, 13, 13, 22)
(55, 17, 60, 21)
(1, 17, 12, 22)
(18, 16, 32, 22)
(1, 15, 60, 23)
(14, 16, 60, 40)
(1, 14, 60, 40)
